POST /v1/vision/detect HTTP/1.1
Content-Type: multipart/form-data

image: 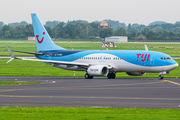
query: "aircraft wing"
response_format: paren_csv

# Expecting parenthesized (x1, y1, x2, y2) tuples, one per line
(11, 50, 43, 55)
(20, 58, 113, 69)
(21, 58, 89, 67)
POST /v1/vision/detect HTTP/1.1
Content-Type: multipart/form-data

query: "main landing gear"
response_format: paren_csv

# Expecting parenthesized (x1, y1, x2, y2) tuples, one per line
(158, 75, 164, 80)
(85, 73, 93, 79)
(107, 72, 116, 79)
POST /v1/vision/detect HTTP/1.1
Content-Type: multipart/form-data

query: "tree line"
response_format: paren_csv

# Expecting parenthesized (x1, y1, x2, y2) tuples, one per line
(1, 20, 180, 40)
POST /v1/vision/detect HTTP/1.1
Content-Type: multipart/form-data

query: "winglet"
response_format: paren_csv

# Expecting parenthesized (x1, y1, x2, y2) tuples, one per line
(5, 44, 16, 64)
(144, 44, 148, 51)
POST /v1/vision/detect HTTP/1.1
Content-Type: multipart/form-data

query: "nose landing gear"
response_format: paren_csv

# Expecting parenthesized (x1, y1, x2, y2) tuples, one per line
(158, 75, 164, 80)
(158, 71, 169, 80)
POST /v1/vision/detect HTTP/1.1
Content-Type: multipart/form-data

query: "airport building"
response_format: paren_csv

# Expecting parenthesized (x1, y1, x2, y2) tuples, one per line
(98, 21, 111, 30)
(105, 36, 128, 43)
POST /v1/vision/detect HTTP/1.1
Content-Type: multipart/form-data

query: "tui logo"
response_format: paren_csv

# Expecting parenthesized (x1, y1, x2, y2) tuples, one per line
(36, 32, 45, 44)
(136, 54, 150, 61)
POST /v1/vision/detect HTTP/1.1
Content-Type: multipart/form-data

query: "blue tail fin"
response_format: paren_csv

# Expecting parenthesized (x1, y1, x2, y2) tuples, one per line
(31, 13, 66, 51)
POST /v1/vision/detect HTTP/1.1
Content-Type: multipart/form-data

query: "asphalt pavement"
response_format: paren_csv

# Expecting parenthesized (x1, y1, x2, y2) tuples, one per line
(0, 76, 180, 109)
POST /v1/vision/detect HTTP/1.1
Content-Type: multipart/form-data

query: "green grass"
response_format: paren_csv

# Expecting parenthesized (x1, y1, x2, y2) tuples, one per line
(0, 107, 179, 120)
(0, 58, 179, 78)
(1, 41, 180, 56)
(0, 81, 40, 86)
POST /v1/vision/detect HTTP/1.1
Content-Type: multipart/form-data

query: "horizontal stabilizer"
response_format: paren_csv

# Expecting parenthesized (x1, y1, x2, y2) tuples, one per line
(5, 44, 15, 59)
(5, 44, 16, 64)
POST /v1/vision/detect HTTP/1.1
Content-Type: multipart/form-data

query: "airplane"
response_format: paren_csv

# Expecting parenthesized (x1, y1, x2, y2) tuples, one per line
(6, 13, 178, 79)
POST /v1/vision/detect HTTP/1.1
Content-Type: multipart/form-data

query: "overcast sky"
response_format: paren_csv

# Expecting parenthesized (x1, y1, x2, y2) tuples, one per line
(1, 0, 180, 25)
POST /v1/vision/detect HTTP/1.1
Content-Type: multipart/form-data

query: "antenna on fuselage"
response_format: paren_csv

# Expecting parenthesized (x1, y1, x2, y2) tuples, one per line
(144, 44, 148, 51)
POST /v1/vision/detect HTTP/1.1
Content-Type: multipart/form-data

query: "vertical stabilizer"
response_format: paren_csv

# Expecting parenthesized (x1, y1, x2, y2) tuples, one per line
(31, 13, 66, 51)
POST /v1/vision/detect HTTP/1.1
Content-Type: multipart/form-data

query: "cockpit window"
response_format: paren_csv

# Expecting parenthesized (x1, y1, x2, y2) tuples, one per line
(160, 57, 172, 60)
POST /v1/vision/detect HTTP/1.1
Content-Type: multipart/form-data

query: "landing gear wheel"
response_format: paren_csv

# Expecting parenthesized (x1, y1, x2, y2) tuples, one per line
(158, 75, 164, 80)
(85, 73, 93, 79)
(107, 72, 116, 79)
(107, 73, 111, 79)
(85, 73, 89, 79)
(112, 73, 116, 79)
(89, 76, 93, 79)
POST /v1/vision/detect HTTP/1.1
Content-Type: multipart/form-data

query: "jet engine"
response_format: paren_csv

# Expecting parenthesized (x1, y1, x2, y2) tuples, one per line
(126, 72, 146, 76)
(87, 65, 109, 76)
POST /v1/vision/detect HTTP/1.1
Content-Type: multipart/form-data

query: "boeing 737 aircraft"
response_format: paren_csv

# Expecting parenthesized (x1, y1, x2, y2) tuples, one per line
(6, 13, 178, 79)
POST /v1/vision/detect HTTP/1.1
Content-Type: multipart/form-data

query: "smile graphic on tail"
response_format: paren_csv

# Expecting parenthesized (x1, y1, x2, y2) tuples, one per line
(36, 32, 45, 44)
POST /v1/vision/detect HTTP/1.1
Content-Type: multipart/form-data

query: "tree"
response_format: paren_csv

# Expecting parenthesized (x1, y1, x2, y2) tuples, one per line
(171, 27, 180, 33)
(149, 21, 167, 26)
(45, 21, 59, 28)
(2, 25, 11, 32)
(20, 21, 28, 26)
(114, 27, 127, 36)
(52, 22, 66, 38)
(146, 31, 156, 39)
(0, 22, 4, 29)
(45, 26, 52, 37)
(119, 23, 126, 29)
(99, 29, 113, 38)
(130, 26, 138, 34)
(127, 23, 131, 33)
(0, 29, 3, 38)
(68, 20, 88, 24)
(4, 30, 11, 38)
(25, 24, 34, 37)
(89, 22, 98, 37)
(141, 27, 151, 36)
(65, 23, 76, 38)
(104, 19, 119, 30)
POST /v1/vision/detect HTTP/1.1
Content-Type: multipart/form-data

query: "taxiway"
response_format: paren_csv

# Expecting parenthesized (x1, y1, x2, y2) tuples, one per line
(0, 76, 180, 109)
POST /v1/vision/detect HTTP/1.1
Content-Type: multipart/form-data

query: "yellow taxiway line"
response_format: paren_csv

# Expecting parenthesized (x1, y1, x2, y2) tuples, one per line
(0, 94, 179, 101)
(164, 80, 180, 86)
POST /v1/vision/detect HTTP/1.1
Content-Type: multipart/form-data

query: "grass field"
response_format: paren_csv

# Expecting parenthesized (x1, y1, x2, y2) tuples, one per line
(0, 107, 180, 120)
(1, 58, 179, 78)
(1, 41, 180, 56)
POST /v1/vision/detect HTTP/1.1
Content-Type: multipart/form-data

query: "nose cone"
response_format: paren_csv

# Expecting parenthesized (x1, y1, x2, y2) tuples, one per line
(167, 59, 178, 70)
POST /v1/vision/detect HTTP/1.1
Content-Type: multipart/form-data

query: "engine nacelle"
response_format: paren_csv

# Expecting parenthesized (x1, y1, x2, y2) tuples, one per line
(126, 72, 146, 76)
(87, 65, 109, 76)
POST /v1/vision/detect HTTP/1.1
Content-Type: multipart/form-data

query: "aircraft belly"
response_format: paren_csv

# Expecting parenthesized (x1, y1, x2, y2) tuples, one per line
(115, 61, 177, 73)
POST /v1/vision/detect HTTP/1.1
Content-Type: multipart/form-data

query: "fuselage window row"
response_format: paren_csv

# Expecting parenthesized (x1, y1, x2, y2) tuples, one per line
(54, 57, 140, 61)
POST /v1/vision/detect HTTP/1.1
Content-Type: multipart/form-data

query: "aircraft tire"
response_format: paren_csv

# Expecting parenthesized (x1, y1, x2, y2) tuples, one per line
(89, 76, 93, 79)
(158, 75, 164, 80)
(107, 73, 111, 79)
(85, 73, 89, 79)
(107, 73, 116, 79)
(85, 73, 93, 79)
(112, 73, 116, 79)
